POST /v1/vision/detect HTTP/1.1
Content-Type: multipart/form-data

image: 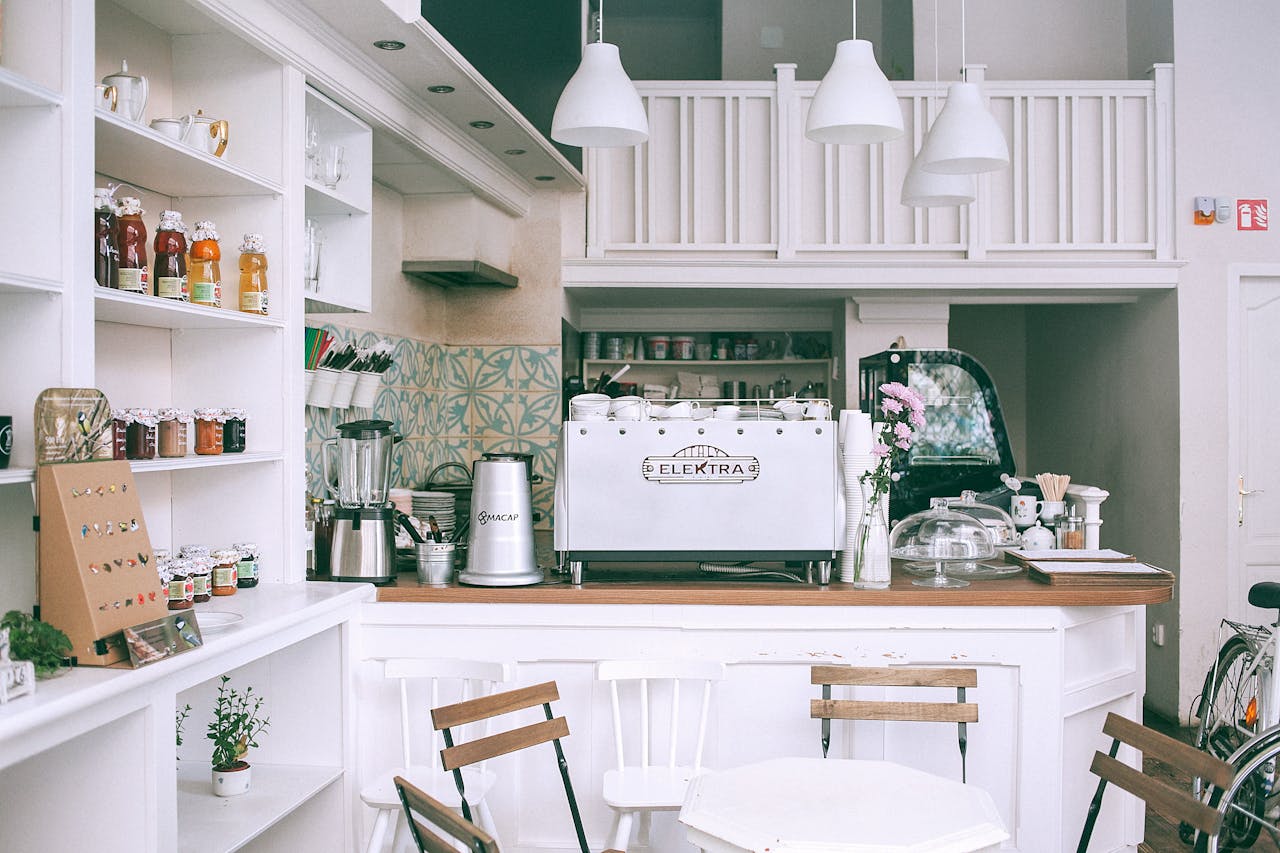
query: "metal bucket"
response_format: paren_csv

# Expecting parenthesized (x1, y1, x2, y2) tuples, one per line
(415, 541, 456, 585)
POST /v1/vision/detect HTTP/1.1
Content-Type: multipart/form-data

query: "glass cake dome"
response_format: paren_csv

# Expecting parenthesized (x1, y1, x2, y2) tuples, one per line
(890, 497, 996, 588)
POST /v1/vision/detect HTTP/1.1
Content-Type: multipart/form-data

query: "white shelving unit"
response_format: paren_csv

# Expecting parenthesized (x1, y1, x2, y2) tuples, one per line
(302, 86, 372, 314)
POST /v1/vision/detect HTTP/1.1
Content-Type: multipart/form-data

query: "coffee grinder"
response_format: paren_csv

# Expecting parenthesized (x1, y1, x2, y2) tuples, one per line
(322, 419, 401, 583)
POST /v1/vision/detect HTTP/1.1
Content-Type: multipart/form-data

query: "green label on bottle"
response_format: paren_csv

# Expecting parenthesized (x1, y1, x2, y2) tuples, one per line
(193, 281, 220, 305)
(236, 559, 258, 580)
(157, 276, 184, 299)
(118, 268, 146, 293)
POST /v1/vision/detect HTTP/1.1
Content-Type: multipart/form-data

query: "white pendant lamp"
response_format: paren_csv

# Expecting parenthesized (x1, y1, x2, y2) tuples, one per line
(918, 0, 1008, 174)
(551, 1, 648, 148)
(902, 150, 976, 206)
(901, 0, 976, 207)
(806, 39, 904, 144)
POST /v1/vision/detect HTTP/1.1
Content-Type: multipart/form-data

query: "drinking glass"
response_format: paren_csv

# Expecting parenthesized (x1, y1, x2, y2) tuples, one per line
(304, 115, 319, 181)
(303, 219, 324, 294)
(320, 143, 346, 189)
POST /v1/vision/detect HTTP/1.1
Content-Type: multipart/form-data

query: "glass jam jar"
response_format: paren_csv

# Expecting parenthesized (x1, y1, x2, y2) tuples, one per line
(178, 544, 209, 560)
(211, 549, 239, 596)
(157, 408, 190, 458)
(166, 559, 194, 611)
(222, 408, 247, 454)
(125, 408, 157, 460)
(111, 409, 131, 460)
(190, 556, 212, 603)
(193, 408, 225, 455)
(234, 542, 259, 588)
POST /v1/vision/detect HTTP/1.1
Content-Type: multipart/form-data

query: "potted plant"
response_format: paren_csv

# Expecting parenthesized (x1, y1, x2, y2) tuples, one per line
(0, 610, 72, 678)
(206, 675, 269, 797)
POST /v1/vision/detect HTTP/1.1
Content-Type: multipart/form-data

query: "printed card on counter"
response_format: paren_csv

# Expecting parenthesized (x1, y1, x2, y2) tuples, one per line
(1026, 560, 1174, 586)
(1004, 548, 1134, 568)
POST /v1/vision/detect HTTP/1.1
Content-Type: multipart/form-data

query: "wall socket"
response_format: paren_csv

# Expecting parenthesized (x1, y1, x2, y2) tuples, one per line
(1151, 623, 1166, 646)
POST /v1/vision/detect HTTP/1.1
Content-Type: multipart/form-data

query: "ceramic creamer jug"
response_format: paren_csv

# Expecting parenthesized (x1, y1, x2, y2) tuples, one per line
(102, 60, 148, 123)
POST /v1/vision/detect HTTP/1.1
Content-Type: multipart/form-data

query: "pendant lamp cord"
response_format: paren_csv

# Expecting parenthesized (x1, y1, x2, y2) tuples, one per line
(597, 0, 604, 43)
(960, 0, 967, 81)
(851, 0, 857, 39)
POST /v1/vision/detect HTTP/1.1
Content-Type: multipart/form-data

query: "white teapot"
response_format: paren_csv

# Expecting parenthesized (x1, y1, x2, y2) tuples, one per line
(181, 110, 229, 158)
(101, 60, 148, 123)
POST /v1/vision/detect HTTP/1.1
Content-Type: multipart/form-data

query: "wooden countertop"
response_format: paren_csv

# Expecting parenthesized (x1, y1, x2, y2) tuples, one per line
(375, 563, 1173, 606)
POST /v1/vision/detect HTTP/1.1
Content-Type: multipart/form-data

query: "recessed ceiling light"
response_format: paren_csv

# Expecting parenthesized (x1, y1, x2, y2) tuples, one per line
(534, 175, 556, 182)
(373, 39, 406, 51)
(427, 85, 455, 94)
(469, 120, 495, 129)
(504, 148, 527, 156)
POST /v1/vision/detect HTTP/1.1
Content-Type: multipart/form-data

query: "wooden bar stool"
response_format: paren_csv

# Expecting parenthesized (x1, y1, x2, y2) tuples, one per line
(810, 664, 979, 781)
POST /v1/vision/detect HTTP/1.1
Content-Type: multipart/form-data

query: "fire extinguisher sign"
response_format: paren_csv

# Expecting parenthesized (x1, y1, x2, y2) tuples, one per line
(1237, 199, 1269, 231)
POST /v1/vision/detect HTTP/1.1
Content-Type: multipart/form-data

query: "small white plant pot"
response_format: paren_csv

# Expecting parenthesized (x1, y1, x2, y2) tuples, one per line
(212, 762, 251, 797)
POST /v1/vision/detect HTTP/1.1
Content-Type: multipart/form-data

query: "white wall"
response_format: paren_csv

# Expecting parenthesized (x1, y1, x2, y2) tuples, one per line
(1173, 0, 1280, 716)
(913, 0, 1131, 80)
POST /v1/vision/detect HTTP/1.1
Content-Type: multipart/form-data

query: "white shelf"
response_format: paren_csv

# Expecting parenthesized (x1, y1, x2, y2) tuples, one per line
(0, 468, 35, 486)
(304, 181, 368, 216)
(304, 292, 367, 314)
(584, 358, 831, 368)
(0, 271, 62, 295)
(176, 762, 343, 853)
(130, 451, 284, 475)
(95, 111, 284, 198)
(95, 288, 285, 330)
(0, 67, 62, 108)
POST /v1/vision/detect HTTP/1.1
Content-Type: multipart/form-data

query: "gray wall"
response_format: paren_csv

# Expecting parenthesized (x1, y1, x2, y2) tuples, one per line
(948, 305, 1028, 472)
(1127, 0, 1174, 78)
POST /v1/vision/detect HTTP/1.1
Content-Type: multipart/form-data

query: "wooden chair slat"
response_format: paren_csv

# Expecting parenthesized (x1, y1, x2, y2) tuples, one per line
(441, 716, 570, 771)
(1090, 752, 1225, 835)
(1102, 712, 1235, 789)
(811, 665, 977, 688)
(812, 698, 979, 723)
(432, 681, 560, 730)
(395, 775, 499, 853)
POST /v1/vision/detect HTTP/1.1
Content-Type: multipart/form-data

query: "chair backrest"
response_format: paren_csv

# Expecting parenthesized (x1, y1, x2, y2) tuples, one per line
(1076, 712, 1233, 853)
(811, 665, 978, 780)
(596, 659, 725, 774)
(380, 657, 513, 773)
(395, 774, 500, 853)
(431, 680, 590, 853)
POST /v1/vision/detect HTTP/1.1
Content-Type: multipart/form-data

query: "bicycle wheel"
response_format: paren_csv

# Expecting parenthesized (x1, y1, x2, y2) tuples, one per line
(1194, 636, 1266, 848)
(1206, 731, 1280, 852)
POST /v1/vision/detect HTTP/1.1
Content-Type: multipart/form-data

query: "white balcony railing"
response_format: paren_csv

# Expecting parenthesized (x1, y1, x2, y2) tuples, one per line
(585, 64, 1173, 261)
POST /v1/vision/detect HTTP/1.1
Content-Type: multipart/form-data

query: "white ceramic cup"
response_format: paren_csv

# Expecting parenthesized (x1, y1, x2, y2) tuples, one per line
(803, 400, 833, 420)
(149, 118, 185, 140)
(609, 396, 649, 421)
(1009, 495, 1042, 525)
(663, 400, 699, 419)
(570, 393, 611, 420)
(1039, 500, 1066, 522)
(715, 404, 741, 420)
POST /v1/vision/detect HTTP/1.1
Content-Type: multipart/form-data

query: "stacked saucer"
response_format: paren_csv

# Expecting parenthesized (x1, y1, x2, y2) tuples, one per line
(410, 490, 457, 539)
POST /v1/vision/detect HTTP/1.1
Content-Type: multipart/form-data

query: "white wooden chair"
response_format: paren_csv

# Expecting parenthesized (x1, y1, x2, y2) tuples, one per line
(361, 658, 513, 853)
(596, 659, 725, 852)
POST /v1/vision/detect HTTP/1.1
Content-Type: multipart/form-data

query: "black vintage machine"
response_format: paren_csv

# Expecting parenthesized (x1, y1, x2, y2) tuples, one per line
(859, 348, 1017, 521)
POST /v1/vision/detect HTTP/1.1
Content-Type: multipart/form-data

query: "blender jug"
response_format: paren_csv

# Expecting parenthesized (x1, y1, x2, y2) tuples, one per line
(322, 419, 402, 507)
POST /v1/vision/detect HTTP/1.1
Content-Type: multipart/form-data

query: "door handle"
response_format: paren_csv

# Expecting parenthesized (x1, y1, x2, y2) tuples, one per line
(1239, 474, 1265, 526)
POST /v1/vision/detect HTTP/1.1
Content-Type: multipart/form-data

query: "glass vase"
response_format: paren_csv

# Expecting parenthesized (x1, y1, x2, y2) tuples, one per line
(852, 483, 891, 589)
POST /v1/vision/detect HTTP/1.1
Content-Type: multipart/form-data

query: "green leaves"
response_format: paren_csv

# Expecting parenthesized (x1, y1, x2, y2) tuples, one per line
(206, 675, 270, 770)
(1, 610, 72, 678)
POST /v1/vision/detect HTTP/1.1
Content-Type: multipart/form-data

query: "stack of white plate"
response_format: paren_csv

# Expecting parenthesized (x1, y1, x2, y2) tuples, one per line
(738, 404, 784, 421)
(410, 490, 457, 540)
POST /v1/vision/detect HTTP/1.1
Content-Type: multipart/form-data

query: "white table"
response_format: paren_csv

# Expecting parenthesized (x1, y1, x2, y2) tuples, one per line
(679, 757, 1010, 853)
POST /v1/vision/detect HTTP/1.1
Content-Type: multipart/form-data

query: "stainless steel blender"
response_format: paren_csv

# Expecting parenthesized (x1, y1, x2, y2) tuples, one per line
(322, 419, 401, 583)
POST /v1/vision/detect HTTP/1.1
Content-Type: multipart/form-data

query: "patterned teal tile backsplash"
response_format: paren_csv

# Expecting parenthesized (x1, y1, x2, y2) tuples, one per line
(305, 323, 561, 527)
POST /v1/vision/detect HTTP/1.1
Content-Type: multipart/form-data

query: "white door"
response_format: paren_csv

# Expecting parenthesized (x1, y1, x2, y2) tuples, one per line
(1229, 270, 1280, 622)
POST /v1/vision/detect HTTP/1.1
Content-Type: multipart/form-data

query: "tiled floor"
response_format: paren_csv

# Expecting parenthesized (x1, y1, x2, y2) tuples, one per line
(1140, 710, 1280, 853)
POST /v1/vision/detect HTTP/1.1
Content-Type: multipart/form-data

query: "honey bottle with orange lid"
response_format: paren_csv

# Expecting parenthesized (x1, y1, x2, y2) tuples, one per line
(237, 233, 268, 315)
(153, 209, 189, 301)
(188, 220, 223, 308)
(115, 196, 149, 294)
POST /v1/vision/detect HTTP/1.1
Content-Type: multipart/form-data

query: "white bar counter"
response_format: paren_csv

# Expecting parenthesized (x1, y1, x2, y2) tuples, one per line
(360, 567, 1168, 852)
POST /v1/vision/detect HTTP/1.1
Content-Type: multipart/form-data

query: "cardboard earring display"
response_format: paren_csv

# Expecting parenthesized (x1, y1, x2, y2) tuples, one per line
(38, 461, 166, 666)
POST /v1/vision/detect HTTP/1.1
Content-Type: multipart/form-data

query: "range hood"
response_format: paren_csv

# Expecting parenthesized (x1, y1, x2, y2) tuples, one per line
(402, 260, 517, 289)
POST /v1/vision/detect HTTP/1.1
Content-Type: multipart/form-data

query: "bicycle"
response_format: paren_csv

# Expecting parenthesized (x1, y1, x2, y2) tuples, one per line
(1184, 582, 1280, 849)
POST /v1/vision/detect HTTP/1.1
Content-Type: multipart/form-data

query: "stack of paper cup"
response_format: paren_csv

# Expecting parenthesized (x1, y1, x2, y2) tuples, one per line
(837, 411, 876, 583)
